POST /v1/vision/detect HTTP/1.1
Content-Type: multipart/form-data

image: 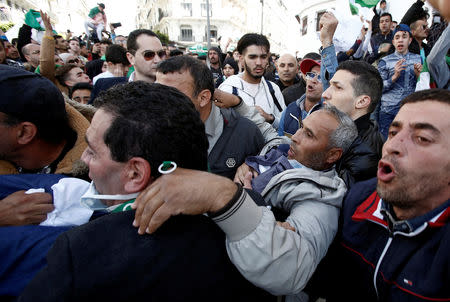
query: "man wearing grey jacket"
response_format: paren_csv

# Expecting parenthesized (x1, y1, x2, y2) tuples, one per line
(132, 105, 357, 300)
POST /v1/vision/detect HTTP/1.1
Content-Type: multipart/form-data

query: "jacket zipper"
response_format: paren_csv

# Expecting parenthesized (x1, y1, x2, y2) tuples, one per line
(373, 234, 393, 299)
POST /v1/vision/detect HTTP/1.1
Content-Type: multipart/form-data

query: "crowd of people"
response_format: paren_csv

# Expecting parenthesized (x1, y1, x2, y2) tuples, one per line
(0, 0, 449, 301)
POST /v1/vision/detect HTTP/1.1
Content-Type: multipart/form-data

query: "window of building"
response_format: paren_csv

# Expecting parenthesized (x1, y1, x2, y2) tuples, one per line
(180, 25, 193, 41)
(201, 2, 212, 17)
(204, 25, 217, 41)
(302, 16, 307, 36)
(181, 2, 192, 17)
(316, 11, 326, 32)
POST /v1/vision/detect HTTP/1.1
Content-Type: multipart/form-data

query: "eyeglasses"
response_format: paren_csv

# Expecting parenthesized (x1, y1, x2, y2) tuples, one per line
(31, 50, 40, 55)
(68, 58, 80, 64)
(142, 50, 166, 61)
(421, 24, 429, 30)
(306, 72, 321, 81)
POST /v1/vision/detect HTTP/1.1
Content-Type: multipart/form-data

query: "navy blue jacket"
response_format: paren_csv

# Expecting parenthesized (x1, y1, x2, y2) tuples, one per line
(18, 211, 273, 301)
(308, 178, 450, 301)
(209, 108, 264, 179)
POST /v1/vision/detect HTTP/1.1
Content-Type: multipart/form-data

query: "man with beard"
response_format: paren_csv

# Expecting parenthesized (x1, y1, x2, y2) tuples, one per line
(218, 33, 285, 129)
(207, 46, 223, 87)
(307, 88, 450, 301)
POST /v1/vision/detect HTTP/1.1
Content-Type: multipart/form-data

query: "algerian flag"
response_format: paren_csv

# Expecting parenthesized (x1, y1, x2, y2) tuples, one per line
(24, 9, 45, 31)
(349, 0, 379, 15)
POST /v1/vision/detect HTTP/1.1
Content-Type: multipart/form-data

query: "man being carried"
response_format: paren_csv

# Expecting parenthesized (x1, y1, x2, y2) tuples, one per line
(84, 3, 107, 42)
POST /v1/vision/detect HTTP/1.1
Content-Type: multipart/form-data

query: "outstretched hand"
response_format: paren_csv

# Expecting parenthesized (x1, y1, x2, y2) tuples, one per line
(40, 10, 53, 36)
(132, 168, 237, 234)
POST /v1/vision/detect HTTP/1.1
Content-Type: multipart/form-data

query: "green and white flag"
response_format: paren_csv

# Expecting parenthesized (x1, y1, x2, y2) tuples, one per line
(24, 9, 45, 31)
(349, 0, 379, 15)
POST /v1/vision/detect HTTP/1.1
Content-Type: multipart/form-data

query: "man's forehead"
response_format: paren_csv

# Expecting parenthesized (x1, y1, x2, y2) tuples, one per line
(244, 45, 268, 55)
(136, 35, 162, 50)
(304, 111, 338, 133)
(396, 101, 450, 132)
(331, 70, 355, 86)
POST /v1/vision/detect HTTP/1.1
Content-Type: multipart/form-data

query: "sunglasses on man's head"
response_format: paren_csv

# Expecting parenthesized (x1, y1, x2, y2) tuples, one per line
(142, 50, 166, 61)
(68, 58, 80, 64)
(306, 72, 321, 81)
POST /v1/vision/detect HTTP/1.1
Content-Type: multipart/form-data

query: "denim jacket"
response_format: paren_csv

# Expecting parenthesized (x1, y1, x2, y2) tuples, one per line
(378, 51, 421, 112)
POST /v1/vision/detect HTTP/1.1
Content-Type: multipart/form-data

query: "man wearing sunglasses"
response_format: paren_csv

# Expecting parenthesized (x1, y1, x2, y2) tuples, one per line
(92, 29, 166, 101)
(277, 58, 323, 137)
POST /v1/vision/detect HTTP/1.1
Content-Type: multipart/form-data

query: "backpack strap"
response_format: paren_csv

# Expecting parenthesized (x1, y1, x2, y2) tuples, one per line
(265, 80, 282, 112)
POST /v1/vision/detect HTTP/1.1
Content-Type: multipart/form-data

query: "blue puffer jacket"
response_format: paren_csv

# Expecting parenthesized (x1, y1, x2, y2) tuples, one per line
(378, 51, 422, 113)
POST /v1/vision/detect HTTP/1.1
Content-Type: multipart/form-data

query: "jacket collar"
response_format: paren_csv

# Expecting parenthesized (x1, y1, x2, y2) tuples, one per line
(352, 191, 450, 235)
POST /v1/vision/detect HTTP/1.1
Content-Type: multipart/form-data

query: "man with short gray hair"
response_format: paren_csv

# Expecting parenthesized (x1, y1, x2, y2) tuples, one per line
(132, 105, 358, 301)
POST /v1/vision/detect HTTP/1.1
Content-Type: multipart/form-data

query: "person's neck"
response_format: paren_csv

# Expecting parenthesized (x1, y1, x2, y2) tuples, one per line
(200, 102, 212, 122)
(280, 78, 294, 87)
(210, 62, 219, 69)
(242, 71, 261, 84)
(350, 109, 367, 122)
(392, 193, 450, 221)
(11, 139, 67, 171)
(381, 30, 390, 36)
(415, 37, 423, 48)
(134, 71, 155, 83)
(69, 50, 80, 56)
(304, 97, 320, 112)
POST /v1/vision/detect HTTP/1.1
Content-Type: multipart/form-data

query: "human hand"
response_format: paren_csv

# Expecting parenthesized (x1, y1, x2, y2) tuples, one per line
(213, 89, 241, 108)
(392, 59, 407, 82)
(276, 221, 296, 232)
(255, 106, 274, 123)
(242, 172, 253, 190)
(319, 12, 338, 48)
(132, 168, 237, 234)
(233, 163, 258, 185)
(378, 43, 391, 54)
(0, 191, 54, 226)
(40, 10, 53, 36)
(413, 63, 422, 78)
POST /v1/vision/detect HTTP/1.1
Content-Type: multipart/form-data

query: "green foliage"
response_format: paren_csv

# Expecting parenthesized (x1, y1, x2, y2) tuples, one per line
(155, 30, 169, 45)
(0, 22, 15, 33)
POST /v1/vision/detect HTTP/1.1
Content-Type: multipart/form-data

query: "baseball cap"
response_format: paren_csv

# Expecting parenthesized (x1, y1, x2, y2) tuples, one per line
(393, 24, 412, 36)
(0, 65, 67, 127)
(300, 58, 321, 74)
(98, 3, 105, 9)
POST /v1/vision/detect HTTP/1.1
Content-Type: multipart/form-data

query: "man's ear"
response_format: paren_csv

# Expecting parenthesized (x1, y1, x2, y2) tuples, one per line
(123, 157, 151, 193)
(326, 147, 343, 166)
(16, 122, 37, 145)
(198, 89, 212, 108)
(126, 52, 135, 66)
(355, 95, 371, 110)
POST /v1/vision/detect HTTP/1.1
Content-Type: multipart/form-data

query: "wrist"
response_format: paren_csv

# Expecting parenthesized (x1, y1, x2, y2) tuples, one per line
(322, 39, 333, 48)
(208, 182, 241, 217)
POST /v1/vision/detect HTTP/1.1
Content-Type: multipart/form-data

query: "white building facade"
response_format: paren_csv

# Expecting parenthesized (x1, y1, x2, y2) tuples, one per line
(136, 0, 298, 54)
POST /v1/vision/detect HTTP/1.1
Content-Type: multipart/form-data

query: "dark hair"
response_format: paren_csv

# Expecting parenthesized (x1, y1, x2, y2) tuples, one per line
(157, 55, 214, 98)
(68, 38, 79, 44)
(237, 33, 270, 55)
(337, 60, 383, 113)
(223, 57, 239, 75)
(85, 59, 105, 80)
(55, 64, 79, 87)
(303, 52, 321, 61)
(127, 29, 158, 54)
(100, 39, 112, 46)
(105, 44, 129, 65)
(69, 82, 93, 99)
(53, 35, 63, 40)
(94, 82, 208, 178)
(401, 89, 450, 107)
(380, 12, 392, 22)
(169, 49, 183, 57)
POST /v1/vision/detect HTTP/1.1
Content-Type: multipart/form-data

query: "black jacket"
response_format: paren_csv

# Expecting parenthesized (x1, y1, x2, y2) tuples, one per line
(209, 108, 264, 179)
(336, 114, 384, 187)
(18, 211, 273, 302)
